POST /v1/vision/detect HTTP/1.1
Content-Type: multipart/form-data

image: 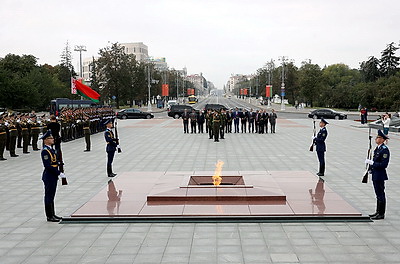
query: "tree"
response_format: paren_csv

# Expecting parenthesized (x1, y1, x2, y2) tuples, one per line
(321, 64, 361, 108)
(58, 41, 76, 86)
(380, 42, 399, 77)
(96, 43, 136, 108)
(298, 61, 322, 107)
(360, 56, 381, 82)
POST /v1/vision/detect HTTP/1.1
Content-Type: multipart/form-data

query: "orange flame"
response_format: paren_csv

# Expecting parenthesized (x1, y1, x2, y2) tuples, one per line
(212, 160, 224, 186)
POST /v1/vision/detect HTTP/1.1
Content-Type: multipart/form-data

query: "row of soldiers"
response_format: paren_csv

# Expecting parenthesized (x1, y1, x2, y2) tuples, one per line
(182, 108, 278, 142)
(57, 107, 115, 143)
(0, 106, 115, 160)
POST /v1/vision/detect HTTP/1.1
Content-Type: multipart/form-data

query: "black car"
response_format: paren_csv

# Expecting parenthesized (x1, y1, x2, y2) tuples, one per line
(308, 109, 347, 120)
(167, 105, 195, 119)
(116, 108, 154, 119)
(204, 104, 227, 111)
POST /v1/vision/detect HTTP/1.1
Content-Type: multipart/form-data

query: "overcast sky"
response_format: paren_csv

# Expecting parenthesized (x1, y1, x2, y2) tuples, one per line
(1, 0, 399, 88)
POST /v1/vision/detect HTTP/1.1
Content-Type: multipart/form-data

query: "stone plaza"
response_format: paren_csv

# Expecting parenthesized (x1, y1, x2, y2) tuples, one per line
(1, 114, 400, 263)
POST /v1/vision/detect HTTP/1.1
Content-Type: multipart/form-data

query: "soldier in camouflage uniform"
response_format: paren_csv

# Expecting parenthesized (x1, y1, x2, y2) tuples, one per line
(8, 115, 19, 157)
(30, 115, 41, 151)
(20, 115, 30, 154)
(212, 111, 221, 142)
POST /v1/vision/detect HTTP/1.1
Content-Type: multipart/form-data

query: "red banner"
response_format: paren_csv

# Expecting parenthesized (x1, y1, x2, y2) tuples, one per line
(162, 84, 169, 96)
(244, 88, 248, 95)
(266, 85, 272, 97)
(187, 88, 195, 95)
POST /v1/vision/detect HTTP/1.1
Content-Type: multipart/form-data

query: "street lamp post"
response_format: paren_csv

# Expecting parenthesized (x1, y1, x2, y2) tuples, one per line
(279, 56, 287, 111)
(147, 63, 152, 112)
(74, 45, 87, 78)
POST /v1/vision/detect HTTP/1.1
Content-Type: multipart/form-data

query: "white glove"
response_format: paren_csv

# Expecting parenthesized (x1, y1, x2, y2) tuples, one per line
(365, 159, 374, 165)
(59, 172, 66, 178)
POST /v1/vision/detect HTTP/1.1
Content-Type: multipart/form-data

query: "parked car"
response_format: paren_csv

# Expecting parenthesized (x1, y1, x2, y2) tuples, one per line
(204, 104, 227, 111)
(308, 109, 347, 120)
(116, 108, 154, 119)
(166, 100, 177, 110)
(167, 105, 195, 119)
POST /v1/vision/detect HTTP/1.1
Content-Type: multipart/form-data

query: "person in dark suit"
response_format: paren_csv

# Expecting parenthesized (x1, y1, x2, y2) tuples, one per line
(240, 110, 248, 133)
(248, 109, 255, 133)
(105, 119, 118, 177)
(365, 130, 390, 220)
(197, 110, 205, 133)
(313, 118, 328, 176)
(269, 109, 277, 133)
(232, 108, 240, 133)
(189, 109, 197, 134)
(226, 110, 232, 133)
(182, 109, 190, 134)
(254, 110, 260, 133)
(41, 130, 63, 222)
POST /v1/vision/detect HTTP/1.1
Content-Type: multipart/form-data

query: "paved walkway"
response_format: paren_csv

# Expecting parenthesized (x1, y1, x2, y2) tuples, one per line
(1, 116, 399, 263)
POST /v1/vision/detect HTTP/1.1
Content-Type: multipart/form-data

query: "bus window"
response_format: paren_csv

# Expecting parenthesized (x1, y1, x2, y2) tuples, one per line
(188, 96, 197, 104)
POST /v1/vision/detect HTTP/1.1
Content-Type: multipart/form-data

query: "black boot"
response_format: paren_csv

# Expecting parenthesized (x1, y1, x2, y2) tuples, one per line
(51, 203, 62, 220)
(107, 165, 115, 177)
(369, 201, 380, 217)
(45, 204, 60, 222)
(317, 164, 325, 176)
(371, 201, 385, 220)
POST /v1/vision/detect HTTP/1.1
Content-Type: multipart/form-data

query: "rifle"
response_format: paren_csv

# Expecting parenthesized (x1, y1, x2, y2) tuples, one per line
(309, 117, 316, 151)
(114, 118, 122, 153)
(362, 127, 372, 183)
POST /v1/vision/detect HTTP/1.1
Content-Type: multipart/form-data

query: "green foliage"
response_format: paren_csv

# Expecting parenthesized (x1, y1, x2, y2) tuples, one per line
(298, 62, 322, 107)
(380, 42, 399, 77)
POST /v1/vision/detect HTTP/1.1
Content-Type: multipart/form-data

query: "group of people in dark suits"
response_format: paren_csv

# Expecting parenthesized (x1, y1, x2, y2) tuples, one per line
(182, 107, 278, 136)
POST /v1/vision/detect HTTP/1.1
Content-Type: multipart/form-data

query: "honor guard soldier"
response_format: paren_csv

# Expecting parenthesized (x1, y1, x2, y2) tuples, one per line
(365, 130, 390, 220)
(41, 130, 64, 222)
(313, 118, 328, 176)
(83, 115, 91, 152)
(105, 119, 117, 177)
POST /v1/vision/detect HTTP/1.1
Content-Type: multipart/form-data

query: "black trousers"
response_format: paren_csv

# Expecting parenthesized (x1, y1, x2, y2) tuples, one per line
(43, 179, 57, 205)
(317, 151, 325, 165)
(373, 180, 386, 202)
(190, 121, 197, 133)
(183, 121, 189, 133)
(107, 150, 116, 167)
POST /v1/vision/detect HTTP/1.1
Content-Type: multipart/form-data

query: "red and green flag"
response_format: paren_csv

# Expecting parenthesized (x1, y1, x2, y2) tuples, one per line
(71, 78, 100, 103)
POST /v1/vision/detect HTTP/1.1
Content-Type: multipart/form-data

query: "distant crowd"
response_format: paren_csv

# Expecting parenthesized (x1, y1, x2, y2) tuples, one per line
(181, 108, 278, 142)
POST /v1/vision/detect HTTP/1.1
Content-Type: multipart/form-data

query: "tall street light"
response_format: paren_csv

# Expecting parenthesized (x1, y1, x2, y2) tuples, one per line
(74, 45, 87, 78)
(147, 61, 152, 112)
(279, 56, 287, 111)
